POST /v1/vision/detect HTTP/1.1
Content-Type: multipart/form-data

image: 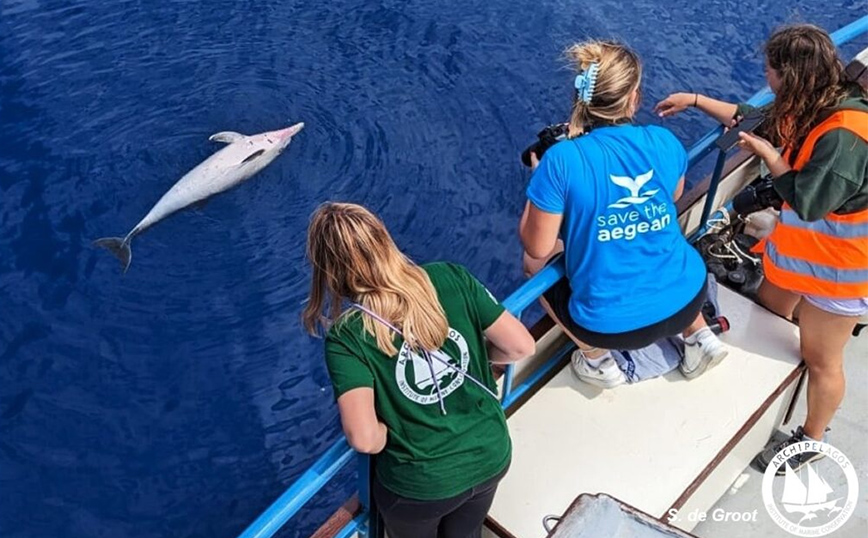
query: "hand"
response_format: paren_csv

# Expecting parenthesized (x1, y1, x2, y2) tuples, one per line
(737, 131, 791, 177)
(736, 131, 777, 161)
(654, 93, 695, 118)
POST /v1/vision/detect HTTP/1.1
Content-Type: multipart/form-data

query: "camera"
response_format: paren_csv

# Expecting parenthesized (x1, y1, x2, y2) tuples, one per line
(731, 177, 783, 216)
(521, 123, 569, 167)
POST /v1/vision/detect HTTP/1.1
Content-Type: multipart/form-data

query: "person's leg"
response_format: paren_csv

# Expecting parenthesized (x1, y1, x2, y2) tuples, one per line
(674, 282, 728, 379)
(437, 471, 504, 538)
(754, 298, 860, 473)
(757, 278, 801, 319)
(798, 300, 858, 440)
(538, 285, 626, 387)
(681, 311, 708, 337)
(539, 293, 607, 358)
(373, 478, 464, 538)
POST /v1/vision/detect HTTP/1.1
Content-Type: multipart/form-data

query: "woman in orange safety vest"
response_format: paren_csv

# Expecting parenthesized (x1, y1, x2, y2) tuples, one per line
(656, 24, 868, 472)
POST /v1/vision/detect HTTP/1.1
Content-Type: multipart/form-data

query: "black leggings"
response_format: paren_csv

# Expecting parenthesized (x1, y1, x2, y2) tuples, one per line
(542, 277, 708, 350)
(372, 465, 508, 538)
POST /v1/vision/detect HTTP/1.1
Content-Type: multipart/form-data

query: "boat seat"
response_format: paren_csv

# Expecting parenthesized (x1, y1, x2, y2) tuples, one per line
(485, 286, 804, 538)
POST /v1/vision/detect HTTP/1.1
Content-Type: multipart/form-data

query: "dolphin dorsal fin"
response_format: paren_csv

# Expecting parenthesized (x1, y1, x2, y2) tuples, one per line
(209, 131, 246, 144)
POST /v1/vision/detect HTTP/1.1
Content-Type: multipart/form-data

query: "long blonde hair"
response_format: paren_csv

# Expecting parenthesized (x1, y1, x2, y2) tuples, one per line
(566, 40, 642, 137)
(302, 202, 448, 356)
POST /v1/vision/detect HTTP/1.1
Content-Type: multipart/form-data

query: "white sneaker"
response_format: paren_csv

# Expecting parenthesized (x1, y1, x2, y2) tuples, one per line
(570, 350, 627, 388)
(680, 327, 728, 379)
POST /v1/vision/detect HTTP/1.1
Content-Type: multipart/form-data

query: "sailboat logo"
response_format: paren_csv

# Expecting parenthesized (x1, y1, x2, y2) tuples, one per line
(394, 327, 471, 405)
(410, 350, 452, 390)
(761, 441, 858, 537)
(780, 463, 842, 524)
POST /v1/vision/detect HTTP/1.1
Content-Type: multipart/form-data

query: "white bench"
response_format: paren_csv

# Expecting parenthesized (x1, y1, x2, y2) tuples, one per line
(486, 286, 804, 537)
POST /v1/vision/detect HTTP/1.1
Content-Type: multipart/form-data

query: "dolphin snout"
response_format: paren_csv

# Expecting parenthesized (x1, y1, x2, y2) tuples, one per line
(278, 122, 305, 141)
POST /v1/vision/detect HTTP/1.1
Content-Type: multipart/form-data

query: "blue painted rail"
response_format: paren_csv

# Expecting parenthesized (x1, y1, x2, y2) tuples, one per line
(237, 16, 868, 538)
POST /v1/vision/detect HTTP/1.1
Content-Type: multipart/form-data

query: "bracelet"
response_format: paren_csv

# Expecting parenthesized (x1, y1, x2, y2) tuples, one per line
(693, 93, 699, 107)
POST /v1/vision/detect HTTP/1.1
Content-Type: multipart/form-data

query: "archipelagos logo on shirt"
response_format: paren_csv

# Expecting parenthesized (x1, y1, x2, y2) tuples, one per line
(596, 169, 672, 242)
(394, 328, 470, 405)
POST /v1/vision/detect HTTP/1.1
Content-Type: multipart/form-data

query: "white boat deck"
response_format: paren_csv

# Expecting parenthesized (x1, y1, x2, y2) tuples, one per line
(695, 333, 868, 538)
(486, 286, 804, 538)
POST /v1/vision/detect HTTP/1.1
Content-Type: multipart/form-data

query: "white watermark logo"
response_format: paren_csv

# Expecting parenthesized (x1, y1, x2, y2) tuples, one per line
(761, 441, 858, 536)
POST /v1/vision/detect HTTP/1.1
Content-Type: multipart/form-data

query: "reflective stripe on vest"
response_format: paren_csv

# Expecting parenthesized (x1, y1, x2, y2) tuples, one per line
(778, 207, 868, 239)
(763, 109, 868, 298)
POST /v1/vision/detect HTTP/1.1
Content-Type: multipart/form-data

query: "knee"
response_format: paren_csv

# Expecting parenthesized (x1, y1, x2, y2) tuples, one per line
(801, 348, 844, 378)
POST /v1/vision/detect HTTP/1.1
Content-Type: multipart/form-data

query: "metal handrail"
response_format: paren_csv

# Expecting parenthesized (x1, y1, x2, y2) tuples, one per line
(236, 15, 868, 538)
(686, 15, 867, 170)
(238, 440, 355, 538)
(237, 256, 568, 538)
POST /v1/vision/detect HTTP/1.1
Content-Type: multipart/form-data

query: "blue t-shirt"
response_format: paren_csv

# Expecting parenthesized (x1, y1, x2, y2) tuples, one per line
(526, 124, 706, 334)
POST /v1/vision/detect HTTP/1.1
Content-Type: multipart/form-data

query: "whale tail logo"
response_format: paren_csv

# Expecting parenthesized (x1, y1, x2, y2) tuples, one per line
(94, 236, 133, 273)
(608, 169, 659, 208)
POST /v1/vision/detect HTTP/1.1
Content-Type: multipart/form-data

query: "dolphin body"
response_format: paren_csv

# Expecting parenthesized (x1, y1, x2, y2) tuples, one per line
(95, 122, 304, 272)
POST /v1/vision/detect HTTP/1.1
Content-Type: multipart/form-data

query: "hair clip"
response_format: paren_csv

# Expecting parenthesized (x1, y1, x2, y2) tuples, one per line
(574, 62, 600, 104)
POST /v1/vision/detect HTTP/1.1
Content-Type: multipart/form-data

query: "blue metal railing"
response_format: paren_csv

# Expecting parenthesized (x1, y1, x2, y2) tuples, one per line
(686, 15, 867, 171)
(689, 15, 867, 237)
(237, 15, 868, 538)
(237, 257, 568, 538)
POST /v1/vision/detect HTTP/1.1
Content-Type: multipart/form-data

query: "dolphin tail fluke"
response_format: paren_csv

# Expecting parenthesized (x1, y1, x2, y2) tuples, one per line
(94, 237, 132, 273)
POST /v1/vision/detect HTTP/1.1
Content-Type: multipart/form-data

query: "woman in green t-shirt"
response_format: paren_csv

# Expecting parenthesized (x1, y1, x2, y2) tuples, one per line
(302, 202, 534, 538)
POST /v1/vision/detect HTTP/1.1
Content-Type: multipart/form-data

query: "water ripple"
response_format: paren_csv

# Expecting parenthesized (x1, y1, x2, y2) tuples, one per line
(1, 1, 864, 538)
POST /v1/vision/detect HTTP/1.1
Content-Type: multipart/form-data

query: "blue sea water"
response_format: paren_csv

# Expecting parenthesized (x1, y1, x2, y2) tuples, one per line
(0, 1, 864, 537)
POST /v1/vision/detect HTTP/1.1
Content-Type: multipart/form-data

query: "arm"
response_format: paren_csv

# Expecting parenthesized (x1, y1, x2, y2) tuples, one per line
(673, 177, 686, 202)
(519, 201, 563, 259)
(655, 92, 739, 125)
(336, 388, 388, 454)
(739, 130, 864, 221)
(485, 310, 535, 364)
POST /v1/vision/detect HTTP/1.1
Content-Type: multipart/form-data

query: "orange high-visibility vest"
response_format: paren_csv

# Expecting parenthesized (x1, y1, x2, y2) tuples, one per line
(762, 109, 868, 298)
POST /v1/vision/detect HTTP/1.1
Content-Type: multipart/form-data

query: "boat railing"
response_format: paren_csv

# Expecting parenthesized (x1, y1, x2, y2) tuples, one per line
(235, 16, 867, 538)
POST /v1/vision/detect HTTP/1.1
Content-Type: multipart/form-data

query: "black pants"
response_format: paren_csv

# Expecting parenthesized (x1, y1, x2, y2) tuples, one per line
(542, 277, 708, 350)
(372, 465, 508, 538)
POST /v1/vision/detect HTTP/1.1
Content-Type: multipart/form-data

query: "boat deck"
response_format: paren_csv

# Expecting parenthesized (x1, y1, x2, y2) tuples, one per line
(486, 286, 804, 538)
(695, 334, 868, 538)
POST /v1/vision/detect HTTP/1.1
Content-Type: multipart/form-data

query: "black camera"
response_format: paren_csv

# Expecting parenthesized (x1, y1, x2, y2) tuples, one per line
(731, 178, 783, 216)
(521, 123, 569, 167)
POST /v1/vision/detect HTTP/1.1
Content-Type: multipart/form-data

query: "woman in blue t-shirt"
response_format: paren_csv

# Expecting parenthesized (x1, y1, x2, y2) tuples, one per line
(520, 40, 727, 388)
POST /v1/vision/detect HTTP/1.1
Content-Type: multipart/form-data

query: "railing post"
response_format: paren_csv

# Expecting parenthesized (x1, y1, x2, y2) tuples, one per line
(356, 454, 383, 538)
(502, 364, 515, 402)
(699, 149, 728, 229)
(500, 307, 524, 402)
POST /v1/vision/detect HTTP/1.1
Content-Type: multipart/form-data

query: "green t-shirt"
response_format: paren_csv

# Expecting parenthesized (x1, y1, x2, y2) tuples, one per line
(324, 262, 511, 500)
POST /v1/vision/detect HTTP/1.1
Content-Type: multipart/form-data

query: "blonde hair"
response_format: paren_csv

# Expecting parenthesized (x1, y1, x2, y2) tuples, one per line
(566, 40, 642, 137)
(302, 202, 448, 356)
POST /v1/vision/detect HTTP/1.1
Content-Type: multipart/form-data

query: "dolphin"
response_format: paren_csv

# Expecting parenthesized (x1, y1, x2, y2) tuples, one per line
(95, 122, 304, 272)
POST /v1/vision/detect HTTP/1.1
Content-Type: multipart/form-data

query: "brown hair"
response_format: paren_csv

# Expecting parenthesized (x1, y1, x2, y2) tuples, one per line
(765, 24, 858, 151)
(566, 40, 642, 137)
(302, 202, 448, 356)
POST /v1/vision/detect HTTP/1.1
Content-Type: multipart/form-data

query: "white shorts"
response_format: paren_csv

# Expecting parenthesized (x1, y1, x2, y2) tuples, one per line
(803, 295, 868, 317)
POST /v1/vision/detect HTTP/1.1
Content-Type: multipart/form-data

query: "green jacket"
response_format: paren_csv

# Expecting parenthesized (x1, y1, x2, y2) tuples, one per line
(737, 93, 868, 221)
